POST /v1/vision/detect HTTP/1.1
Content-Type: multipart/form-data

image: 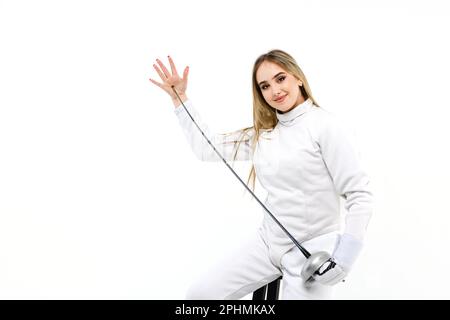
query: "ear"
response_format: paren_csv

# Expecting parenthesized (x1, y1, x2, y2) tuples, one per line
(298, 81, 303, 87)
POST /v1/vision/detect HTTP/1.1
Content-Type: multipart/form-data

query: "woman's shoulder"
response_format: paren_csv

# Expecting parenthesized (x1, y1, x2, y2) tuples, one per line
(306, 105, 355, 141)
(304, 104, 339, 129)
(309, 103, 351, 126)
(309, 104, 338, 119)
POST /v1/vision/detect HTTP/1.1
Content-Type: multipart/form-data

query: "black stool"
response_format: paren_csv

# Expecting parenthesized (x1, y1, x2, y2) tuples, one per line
(252, 276, 282, 300)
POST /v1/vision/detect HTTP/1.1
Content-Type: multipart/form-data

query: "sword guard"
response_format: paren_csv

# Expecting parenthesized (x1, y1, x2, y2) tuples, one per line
(301, 251, 332, 282)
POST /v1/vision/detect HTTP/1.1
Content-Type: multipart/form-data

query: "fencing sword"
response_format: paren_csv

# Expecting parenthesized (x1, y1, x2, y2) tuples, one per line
(171, 86, 332, 282)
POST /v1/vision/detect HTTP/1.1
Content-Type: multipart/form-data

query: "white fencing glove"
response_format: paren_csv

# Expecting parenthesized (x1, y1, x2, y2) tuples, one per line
(313, 233, 363, 286)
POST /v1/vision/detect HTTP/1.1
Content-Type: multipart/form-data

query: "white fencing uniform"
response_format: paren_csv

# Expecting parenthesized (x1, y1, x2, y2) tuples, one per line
(174, 98, 373, 300)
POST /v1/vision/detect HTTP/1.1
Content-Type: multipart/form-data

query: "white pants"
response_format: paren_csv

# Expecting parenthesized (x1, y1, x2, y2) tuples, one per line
(185, 229, 339, 300)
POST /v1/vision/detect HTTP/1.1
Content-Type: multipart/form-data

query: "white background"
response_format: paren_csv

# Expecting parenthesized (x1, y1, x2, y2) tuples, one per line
(1, 0, 450, 299)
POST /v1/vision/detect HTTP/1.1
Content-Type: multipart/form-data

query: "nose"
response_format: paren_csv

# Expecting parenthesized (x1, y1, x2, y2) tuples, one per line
(272, 85, 282, 98)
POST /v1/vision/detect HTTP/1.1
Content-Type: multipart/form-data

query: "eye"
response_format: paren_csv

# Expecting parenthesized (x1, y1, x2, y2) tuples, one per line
(260, 76, 286, 90)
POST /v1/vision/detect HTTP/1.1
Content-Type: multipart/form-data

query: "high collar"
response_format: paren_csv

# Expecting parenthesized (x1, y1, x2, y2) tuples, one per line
(276, 98, 314, 125)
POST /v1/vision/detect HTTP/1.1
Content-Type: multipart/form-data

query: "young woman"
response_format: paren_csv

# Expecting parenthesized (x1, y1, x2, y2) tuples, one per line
(149, 49, 373, 300)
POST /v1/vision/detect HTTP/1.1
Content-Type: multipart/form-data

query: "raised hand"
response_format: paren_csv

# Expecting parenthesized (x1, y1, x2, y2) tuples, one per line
(149, 55, 189, 105)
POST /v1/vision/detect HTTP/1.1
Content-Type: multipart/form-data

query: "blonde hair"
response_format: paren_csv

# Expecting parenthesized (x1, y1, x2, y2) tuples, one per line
(227, 49, 320, 192)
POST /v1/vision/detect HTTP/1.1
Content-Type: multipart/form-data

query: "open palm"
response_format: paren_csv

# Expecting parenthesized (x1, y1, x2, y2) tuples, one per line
(149, 55, 189, 100)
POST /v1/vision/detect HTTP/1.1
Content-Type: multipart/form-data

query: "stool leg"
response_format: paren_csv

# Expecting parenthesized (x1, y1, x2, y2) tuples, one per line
(252, 284, 267, 300)
(266, 276, 282, 300)
(252, 276, 282, 300)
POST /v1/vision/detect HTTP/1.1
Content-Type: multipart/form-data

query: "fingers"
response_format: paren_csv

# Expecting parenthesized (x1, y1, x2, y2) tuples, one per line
(183, 65, 189, 82)
(156, 58, 171, 79)
(151, 56, 188, 91)
(153, 63, 167, 82)
(149, 77, 164, 89)
(167, 55, 179, 77)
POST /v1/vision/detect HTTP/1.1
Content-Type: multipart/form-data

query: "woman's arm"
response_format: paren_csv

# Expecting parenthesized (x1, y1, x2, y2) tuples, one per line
(317, 113, 373, 242)
(174, 99, 254, 162)
(314, 112, 373, 274)
(149, 56, 253, 162)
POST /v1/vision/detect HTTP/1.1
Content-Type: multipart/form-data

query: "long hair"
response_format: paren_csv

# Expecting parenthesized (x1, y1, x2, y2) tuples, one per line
(227, 49, 320, 192)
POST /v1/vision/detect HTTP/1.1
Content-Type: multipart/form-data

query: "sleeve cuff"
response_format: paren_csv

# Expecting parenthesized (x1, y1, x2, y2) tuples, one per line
(173, 99, 191, 116)
(332, 233, 363, 272)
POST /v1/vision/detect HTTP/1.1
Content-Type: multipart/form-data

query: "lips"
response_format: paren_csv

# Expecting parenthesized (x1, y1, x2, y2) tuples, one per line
(274, 94, 287, 102)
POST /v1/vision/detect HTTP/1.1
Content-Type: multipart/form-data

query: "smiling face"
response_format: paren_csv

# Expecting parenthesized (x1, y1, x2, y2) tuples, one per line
(256, 61, 305, 113)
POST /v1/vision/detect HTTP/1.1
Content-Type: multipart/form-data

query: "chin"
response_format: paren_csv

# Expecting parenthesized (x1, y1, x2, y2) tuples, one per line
(281, 102, 296, 112)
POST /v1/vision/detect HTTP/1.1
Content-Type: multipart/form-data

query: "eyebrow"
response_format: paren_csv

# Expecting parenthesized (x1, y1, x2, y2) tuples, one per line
(258, 72, 286, 86)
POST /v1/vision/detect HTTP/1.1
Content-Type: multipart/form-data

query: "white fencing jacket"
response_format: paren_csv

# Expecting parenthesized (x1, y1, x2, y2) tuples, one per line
(174, 98, 373, 267)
